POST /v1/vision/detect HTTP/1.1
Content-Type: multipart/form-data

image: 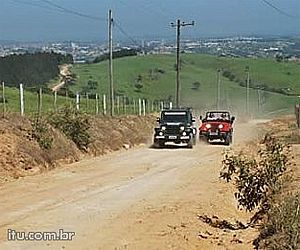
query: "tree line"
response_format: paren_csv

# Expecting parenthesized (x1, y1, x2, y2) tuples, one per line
(0, 52, 73, 90)
(93, 48, 139, 63)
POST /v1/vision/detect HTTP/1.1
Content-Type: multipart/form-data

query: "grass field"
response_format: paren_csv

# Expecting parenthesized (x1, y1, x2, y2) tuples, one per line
(0, 87, 75, 115)
(71, 54, 300, 117)
(1, 54, 299, 117)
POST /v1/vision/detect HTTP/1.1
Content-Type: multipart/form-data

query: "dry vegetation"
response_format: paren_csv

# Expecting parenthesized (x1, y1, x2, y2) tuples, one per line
(0, 109, 155, 184)
(217, 117, 300, 249)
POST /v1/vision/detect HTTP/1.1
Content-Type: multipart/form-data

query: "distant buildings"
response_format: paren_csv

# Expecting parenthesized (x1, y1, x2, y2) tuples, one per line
(1, 36, 299, 62)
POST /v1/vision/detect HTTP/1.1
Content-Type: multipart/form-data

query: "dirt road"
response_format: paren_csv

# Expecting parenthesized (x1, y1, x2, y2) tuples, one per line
(0, 122, 262, 250)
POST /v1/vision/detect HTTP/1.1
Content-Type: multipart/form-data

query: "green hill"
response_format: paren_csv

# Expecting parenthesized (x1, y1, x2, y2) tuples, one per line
(71, 54, 300, 117)
(1, 54, 299, 117)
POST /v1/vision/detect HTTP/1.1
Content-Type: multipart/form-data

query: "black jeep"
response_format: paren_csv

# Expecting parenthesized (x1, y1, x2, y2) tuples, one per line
(153, 108, 196, 148)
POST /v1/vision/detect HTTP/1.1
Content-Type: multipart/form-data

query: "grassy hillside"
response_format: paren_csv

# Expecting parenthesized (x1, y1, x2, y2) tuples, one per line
(71, 54, 300, 117)
(0, 87, 75, 115)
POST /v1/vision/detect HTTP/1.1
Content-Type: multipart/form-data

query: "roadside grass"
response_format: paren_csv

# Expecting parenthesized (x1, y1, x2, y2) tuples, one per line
(0, 87, 75, 115)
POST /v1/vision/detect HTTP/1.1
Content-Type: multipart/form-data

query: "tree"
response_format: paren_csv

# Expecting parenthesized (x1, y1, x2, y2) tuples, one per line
(191, 81, 201, 90)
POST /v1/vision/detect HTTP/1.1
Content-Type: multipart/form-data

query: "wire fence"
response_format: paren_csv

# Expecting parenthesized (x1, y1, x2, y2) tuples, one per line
(0, 82, 172, 118)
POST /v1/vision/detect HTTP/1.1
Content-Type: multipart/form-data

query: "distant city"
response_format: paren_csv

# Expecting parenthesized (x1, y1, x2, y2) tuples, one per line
(1, 36, 300, 63)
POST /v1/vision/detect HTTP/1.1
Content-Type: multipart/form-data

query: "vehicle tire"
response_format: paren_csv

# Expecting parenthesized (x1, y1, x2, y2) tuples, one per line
(158, 141, 165, 148)
(187, 138, 193, 149)
(229, 133, 233, 144)
(224, 134, 231, 146)
(192, 135, 196, 145)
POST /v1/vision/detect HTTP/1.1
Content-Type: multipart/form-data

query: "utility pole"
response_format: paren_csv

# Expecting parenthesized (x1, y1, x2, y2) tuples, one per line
(108, 9, 114, 116)
(217, 69, 221, 110)
(171, 19, 195, 108)
(245, 66, 250, 116)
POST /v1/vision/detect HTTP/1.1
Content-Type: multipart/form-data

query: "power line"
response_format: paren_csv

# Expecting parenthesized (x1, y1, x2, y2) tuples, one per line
(114, 19, 140, 46)
(39, 0, 105, 21)
(260, 0, 297, 19)
(11, 0, 106, 22)
(10, 0, 65, 13)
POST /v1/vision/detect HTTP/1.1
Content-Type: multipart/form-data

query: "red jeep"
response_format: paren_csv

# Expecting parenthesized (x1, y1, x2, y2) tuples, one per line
(199, 111, 235, 145)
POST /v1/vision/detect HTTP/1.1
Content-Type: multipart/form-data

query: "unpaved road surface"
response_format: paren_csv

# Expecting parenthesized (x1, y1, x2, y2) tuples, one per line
(0, 122, 262, 250)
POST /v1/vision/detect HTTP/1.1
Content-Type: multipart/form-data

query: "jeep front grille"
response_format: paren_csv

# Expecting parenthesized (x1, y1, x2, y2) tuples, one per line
(165, 125, 179, 135)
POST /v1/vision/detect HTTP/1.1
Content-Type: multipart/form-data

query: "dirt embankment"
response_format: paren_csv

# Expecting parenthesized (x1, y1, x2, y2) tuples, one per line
(0, 114, 155, 184)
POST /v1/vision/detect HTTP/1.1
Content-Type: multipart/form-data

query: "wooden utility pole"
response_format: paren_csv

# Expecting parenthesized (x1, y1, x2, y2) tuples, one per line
(217, 69, 221, 110)
(246, 66, 250, 116)
(108, 9, 114, 116)
(171, 19, 195, 108)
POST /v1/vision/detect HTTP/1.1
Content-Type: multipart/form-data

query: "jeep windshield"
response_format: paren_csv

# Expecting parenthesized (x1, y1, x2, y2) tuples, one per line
(161, 112, 188, 123)
(205, 112, 230, 121)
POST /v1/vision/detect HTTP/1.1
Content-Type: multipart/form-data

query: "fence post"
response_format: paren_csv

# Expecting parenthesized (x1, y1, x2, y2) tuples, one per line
(133, 99, 136, 115)
(169, 102, 173, 110)
(2, 81, 6, 117)
(86, 93, 89, 113)
(117, 96, 120, 115)
(123, 96, 127, 115)
(142, 99, 146, 116)
(38, 88, 42, 117)
(76, 92, 80, 111)
(20, 83, 24, 116)
(65, 89, 68, 104)
(296, 105, 300, 129)
(160, 101, 164, 111)
(54, 91, 57, 112)
(151, 100, 154, 113)
(95, 93, 99, 115)
(103, 94, 107, 115)
(138, 98, 142, 116)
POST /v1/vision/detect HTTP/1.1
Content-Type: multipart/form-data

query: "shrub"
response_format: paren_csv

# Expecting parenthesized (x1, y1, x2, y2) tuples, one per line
(31, 117, 54, 150)
(48, 106, 90, 151)
(255, 193, 300, 249)
(220, 135, 290, 213)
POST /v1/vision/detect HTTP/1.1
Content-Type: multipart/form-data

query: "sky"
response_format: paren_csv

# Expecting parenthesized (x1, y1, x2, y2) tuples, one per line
(1, 0, 300, 42)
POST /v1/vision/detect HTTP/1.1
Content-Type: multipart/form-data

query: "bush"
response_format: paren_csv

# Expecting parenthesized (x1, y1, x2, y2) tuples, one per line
(220, 134, 295, 248)
(255, 193, 300, 249)
(31, 117, 54, 150)
(48, 106, 90, 151)
(220, 135, 290, 213)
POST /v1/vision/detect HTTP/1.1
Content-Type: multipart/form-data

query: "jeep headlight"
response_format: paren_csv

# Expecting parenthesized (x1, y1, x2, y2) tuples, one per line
(218, 124, 224, 129)
(161, 126, 166, 131)
(182, 131, 187, 136)
(159, 132, 163, 136)
(180, 126, 185, 131)
(206, 124, 211, 129)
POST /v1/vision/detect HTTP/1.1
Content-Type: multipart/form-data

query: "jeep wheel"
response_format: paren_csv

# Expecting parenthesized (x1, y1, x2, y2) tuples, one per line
(192, 136, 196, 145)
(187, 138, 193, 149)
(224, 134, 231, 146)
(199, 136, 207, 144)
